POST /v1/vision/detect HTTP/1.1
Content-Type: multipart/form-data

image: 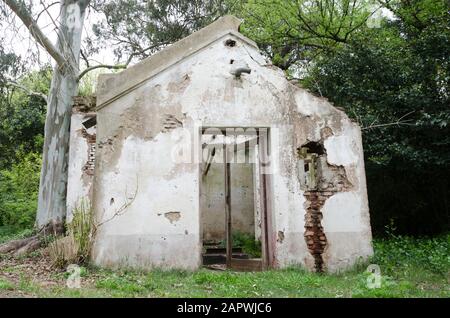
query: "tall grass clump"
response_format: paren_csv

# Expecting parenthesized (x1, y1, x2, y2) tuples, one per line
(48, 199, 94, 267)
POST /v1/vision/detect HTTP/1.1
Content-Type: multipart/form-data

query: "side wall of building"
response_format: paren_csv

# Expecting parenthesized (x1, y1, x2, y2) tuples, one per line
(66, 105, 96, 221)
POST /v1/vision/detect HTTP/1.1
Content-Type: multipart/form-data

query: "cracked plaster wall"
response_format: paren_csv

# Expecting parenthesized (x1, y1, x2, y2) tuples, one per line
(90, 34, 373, 271)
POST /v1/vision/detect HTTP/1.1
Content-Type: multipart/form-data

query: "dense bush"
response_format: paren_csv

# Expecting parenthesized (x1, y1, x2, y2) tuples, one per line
(0, 68, 48, 233)
(0, 152, 41, 229)
(0, 69, 48, 169)
(372, 232, 450, 275)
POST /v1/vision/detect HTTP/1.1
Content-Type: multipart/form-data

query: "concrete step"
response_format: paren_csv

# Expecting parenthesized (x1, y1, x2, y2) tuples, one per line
(230, 258, 263, 272)
(205, 246, 243, 254)
(203, 240, 222, 246)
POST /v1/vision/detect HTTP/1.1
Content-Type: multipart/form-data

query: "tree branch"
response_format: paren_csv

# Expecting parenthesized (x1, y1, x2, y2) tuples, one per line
(35, 1, 59, 23)
(6, 80, 48, 103)
(362, 111, 416, 130)
(3, 0, 65, 66)
(77, 42, 169, 81)
(77, 64, 127, 82)
(80, 49, 90, 68)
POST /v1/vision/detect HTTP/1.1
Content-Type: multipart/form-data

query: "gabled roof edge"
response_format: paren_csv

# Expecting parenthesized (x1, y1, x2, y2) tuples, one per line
(96, 15, 258, 110)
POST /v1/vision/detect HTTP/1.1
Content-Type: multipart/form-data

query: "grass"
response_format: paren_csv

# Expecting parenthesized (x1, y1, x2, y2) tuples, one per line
(0, 227, 448, 298)
(0, 277, 14, 290)
(10, 264, 450, 298)
(0, 226, 34, 244)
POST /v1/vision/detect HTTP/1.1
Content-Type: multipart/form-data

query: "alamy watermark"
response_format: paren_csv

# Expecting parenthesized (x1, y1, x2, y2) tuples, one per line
(66, 264, 81, 289)
(169, 122, 283, 175)
(366, 264, 382, 289)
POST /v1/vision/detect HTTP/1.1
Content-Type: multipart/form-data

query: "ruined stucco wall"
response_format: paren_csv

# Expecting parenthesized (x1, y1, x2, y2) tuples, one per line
(292, 91, 373, 272)
(91, 19, 372, 271)
(66, 101, 96, 222)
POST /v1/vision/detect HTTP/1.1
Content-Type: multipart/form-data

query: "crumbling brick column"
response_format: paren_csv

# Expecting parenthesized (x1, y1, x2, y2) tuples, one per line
(303, 190, 334, 272)
(298, 140, 352, 272)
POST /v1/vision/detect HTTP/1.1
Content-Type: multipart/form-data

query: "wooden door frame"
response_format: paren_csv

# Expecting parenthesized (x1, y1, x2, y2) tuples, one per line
(257, 128, 274, 269)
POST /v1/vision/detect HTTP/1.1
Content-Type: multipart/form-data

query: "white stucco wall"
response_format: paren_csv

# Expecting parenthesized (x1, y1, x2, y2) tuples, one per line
(89, 21, 373, 271)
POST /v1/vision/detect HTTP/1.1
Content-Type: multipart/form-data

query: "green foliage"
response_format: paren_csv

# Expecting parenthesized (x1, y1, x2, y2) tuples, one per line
(0, 226, 34, 244)
(67, 199, 95, 264)
(3, 235, 448, 297)
(96, 273, 154, 293)
(0, 47, 23, 83)
(238, 0, 375, 71)
(373, 233, 450, 275)
(0, 68, 49, 169)
(231, 231, 262, 258)
(78, 70, 98, 96)
(0, 234, 447, 297)
(0, 277, 14, 291)
(0, 67, 48, 232)
(48, 199, 95, 268)
(216, 231, 262, 257)
(92, 0, 233, 62)
(0, 152, 41, 229)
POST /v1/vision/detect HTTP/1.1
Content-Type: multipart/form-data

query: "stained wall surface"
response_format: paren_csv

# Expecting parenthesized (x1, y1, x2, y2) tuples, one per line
(88, 16, 373, 272)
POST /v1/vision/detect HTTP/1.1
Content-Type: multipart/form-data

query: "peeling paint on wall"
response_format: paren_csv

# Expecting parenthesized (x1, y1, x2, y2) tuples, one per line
(277, 231, 285, 243)
(86, 16, 373, 272)
(164, 211, 181, 224)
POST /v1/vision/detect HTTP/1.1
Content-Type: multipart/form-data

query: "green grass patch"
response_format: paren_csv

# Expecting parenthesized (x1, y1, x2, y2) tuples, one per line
(0, 278, 14, 290)
(0, 226, 34, 244)
(1, 233, 448, 298)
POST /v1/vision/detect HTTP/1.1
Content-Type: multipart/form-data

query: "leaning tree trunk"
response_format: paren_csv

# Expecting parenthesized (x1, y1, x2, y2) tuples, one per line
(36, 0, 89, 228)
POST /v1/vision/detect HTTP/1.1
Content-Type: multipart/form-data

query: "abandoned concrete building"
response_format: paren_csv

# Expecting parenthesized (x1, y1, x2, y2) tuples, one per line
(66, 16, 373, 273)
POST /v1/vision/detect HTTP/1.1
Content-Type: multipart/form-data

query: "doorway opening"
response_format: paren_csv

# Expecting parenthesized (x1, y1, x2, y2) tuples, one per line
(200, 127, 272, 271)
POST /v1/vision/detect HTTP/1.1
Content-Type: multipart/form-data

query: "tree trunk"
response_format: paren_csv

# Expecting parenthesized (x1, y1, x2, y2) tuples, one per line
(36, 1, 89, 228)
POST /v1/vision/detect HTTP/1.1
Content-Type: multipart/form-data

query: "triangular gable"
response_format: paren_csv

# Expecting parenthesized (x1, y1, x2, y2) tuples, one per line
(96, 15, 258, 109)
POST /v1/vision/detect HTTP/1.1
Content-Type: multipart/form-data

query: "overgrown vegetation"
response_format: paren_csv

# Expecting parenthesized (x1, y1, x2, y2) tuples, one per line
(0, 232, 448, 298)
(0, 152, 41, 230)
(231, 231, 262, 258)
(0, 0, 447, 237)
(48, 200, 94, 268)
(373, 232, 449, 275)
(0, 0, 448, 298)
(0, 226, 34, 245)
(229, 0, 450, 236)
(0, 67, 48, 233)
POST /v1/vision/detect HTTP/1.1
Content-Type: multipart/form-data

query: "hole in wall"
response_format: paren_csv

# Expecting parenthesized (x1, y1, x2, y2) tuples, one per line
(297, 138, 353, 272)
(225, 39, 236, 47)
(300, 141, 325, 156)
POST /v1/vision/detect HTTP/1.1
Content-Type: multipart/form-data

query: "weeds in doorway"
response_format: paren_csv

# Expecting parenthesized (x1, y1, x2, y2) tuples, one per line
(230, 232, 262, 258)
